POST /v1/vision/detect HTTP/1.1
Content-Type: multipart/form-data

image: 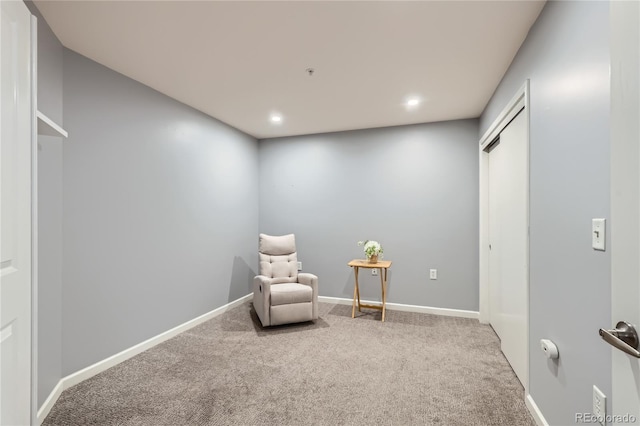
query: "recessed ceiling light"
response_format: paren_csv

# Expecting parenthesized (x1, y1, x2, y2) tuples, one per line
(270, 115, 282, 123)
(407, 98, 420, 107)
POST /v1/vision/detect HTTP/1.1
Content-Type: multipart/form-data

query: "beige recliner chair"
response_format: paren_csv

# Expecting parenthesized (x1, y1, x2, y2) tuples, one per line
(253, 233, 318, 327)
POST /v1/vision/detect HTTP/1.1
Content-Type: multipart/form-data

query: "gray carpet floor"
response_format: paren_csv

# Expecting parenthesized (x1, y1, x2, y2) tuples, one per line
(43, 302, 535, 425)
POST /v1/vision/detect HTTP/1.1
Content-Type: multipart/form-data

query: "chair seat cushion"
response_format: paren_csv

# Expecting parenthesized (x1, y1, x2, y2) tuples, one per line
(271, 283, 312, 306)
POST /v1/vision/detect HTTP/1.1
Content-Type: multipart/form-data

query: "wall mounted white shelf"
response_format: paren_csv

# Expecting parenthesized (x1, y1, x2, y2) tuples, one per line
(37, 110, 68, 138)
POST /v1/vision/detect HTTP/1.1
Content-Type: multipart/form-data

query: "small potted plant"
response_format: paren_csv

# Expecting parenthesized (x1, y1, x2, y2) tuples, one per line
(358, 240, 383, 263)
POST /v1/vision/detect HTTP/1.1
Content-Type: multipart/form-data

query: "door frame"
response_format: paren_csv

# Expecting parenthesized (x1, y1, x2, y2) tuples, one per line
(609, 0, 639, 421)
(479, 80, 530, 391)
(1, 2, 37, 423)
(30, 13, 38, 425)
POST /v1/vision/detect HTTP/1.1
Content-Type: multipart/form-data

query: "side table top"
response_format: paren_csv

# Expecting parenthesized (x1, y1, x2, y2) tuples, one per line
(348, 259, 392, 268)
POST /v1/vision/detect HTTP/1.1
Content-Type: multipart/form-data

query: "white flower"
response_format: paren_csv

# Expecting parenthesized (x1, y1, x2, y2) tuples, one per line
(357, 240, 383, 258)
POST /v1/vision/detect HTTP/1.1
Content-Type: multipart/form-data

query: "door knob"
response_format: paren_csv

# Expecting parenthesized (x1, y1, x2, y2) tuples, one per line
(599, 321, 640, 358)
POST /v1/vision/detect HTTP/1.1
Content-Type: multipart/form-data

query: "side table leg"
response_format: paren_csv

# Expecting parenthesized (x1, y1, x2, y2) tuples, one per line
(380, 268, 387, 322)
(351, 267, 359, 318)
(356, 271, 362, 312)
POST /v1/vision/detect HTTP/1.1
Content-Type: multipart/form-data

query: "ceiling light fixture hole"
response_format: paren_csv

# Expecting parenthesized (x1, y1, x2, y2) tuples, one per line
(305, 68, 315, 77)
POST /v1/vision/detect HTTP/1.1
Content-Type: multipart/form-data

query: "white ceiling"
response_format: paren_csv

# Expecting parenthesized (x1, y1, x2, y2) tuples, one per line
(34, 1, 545, 139)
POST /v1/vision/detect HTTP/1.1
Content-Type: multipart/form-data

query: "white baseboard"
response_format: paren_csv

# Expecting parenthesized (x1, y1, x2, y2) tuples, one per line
(318, 296, 479, 319)
(36, 379, 63, 424)
(37, 293, 253, 425)
(525, 393, 549, 426)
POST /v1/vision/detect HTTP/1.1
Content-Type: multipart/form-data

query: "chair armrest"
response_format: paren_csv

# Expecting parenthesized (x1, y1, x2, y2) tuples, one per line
(254, 275, 273, 294)
(253, 275, 273, 326)
(298, 273, 318, 320)
(298, 272, 317, 288)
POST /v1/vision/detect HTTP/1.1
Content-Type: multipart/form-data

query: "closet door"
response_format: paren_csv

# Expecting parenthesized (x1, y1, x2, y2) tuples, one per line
(488, 109, 528, 387)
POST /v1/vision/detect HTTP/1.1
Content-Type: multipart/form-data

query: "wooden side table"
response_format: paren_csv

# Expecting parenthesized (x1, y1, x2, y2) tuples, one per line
(348, 259, 392, 322)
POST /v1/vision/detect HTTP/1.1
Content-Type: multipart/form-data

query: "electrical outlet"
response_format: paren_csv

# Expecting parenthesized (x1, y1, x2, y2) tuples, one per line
(372, 269, 378, 276)
(430, 269, 437, 280)
(297, 262, 302, 271)
(593, 385, 606, 425)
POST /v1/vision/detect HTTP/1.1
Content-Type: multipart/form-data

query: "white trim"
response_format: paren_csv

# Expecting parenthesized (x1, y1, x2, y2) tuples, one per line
(610, 1, 640, 420)
(479, 83, 527, 149)
(36, 380, 63, 424)
(525, 393, 549, 426)
(479, 80, 530, 392)
(62, 293, 253, 389)
(479, 148, 489, 324)
(30, 14, 39, 426)
(318, 296, 479, 319)
(36, 111, 67, 138)
(37, 293, 253, 424)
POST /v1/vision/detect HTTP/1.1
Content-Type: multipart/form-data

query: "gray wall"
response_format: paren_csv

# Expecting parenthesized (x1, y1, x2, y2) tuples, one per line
(32, 2, 613, 423)
(259, 120, 479, 311)
(480, 1, 611, 424)
(62, 50, 259, 375)
(25, 1, 65, 408)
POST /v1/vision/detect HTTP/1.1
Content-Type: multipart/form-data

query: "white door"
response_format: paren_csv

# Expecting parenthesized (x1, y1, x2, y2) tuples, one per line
(488, 109, 528, 388)
(488, 134, 505, 339)
(609, 1, 640, 424)
(1, 1, 33, 424)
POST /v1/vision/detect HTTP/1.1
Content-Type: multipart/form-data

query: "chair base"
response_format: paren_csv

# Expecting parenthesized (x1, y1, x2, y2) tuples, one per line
(269, 302, 313, 326)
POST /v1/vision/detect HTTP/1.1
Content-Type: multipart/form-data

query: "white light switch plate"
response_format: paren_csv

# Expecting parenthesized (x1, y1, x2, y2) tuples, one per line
(593, 385, 606, 425)
(297, 262, 302, 271)
(592, 218, 606, 251)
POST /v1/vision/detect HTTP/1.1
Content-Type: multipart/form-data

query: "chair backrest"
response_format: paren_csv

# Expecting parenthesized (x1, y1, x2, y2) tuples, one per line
(259, 233, 298, 284)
